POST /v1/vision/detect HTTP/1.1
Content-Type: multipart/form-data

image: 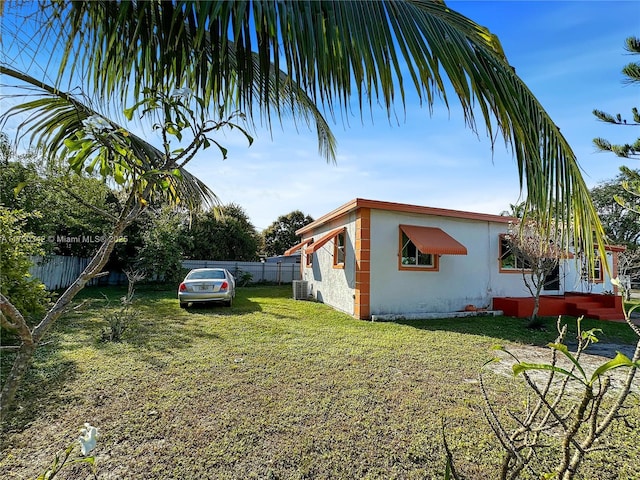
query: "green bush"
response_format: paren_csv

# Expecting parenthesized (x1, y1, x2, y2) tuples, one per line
(0, 208, 50, 330)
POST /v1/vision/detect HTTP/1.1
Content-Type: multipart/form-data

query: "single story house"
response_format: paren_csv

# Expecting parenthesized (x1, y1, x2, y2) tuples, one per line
(284, 198, 623, 320)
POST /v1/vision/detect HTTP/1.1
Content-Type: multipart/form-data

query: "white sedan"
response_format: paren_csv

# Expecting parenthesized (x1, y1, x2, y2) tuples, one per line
(178, 268, 236, 308)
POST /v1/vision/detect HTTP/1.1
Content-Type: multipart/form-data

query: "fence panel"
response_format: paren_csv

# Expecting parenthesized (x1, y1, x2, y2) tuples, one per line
(182, 260, 301, 283)
(29, 255, 128, 290)
(28, 257, 301, 291)
(29, 255, 90, 291)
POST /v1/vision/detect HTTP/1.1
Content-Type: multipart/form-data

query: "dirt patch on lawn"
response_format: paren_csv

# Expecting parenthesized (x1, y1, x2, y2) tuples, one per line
(485, 342, 639, 394)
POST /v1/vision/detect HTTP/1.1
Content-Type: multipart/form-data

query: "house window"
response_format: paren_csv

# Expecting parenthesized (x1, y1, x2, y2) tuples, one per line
(499, 235, 531, 272)
(593, 257, 603, 282)
(333, 231, 346, 267)
(589, 255, 604, 283)
(400, 231, 435, 268)
(306, 253, 313, 268)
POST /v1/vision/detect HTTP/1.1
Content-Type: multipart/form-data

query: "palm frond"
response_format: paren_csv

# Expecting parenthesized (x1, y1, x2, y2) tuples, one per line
(0, 66, 217, 212)
(27, 1, 607, 258)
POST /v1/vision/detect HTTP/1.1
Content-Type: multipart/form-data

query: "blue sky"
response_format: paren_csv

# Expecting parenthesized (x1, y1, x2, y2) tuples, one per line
(3, 1, 639, 232)
(193, 0, 638, 231)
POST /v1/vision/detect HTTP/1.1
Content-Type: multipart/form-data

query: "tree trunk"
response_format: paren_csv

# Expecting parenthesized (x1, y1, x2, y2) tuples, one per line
(0, 217, 134, 421)
(0, 343, 36, 423)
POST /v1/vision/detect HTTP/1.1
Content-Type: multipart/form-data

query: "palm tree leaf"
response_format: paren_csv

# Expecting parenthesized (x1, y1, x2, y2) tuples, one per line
(0, 67, 217, 212)
(24, 1, 608, 258)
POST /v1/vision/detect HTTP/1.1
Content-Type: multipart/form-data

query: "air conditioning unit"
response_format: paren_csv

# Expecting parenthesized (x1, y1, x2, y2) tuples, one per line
(292, 280, 308, 300)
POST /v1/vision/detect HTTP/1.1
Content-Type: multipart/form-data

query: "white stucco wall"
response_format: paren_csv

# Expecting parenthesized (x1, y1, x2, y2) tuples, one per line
(301, 205, 616, 318)
(562, 250, 618, 294)
(368, 210, 532, 315)
(301, 216, 356, 315)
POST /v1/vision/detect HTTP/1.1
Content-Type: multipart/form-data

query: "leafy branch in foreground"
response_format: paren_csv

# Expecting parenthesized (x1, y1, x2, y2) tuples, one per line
(0, 73, 249, 421)
(474, 299, 639, 480)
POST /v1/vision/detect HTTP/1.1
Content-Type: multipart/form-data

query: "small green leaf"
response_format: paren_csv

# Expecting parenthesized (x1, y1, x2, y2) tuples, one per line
(212, 140, 228, 159)
(582, 328, 602, 344)
(482, 357, 502, 369)
(547, 342, 587, 382)
(589, 352, 634, 385)
(63, 138, 81, 149)
(513, 361, 585, 384)
(123, 107, 135, 120)
(13, 182, 28, 197)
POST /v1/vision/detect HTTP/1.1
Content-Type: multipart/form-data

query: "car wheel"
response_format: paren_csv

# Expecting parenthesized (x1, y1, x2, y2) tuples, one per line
(224, 298, 232, 307)
(179, 302, 188, 309)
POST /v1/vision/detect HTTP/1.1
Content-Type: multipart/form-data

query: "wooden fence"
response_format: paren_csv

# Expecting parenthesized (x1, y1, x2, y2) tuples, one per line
(29, 256, 301, 291)
(29, 256, 127, 290)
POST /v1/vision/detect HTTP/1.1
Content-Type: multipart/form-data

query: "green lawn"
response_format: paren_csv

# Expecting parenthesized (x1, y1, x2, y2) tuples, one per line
(1, 285, 639, 479)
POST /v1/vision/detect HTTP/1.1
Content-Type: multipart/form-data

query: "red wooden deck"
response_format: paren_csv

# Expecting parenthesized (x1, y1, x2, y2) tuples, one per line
(492, 293, 624, 321)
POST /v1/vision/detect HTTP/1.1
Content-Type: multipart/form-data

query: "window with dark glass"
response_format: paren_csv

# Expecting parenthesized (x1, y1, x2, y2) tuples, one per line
(401, 231, 434, 267)
(499, 236, 531, 270)
(334, 231, 346, 266)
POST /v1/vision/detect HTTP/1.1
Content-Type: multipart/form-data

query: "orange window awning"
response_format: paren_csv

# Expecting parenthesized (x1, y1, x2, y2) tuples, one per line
(306, 227, 345, 254)
(400, 224, 467, 255)
(284, 238, 313, 256)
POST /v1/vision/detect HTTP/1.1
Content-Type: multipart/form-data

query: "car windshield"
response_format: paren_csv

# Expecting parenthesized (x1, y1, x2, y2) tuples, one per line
(187, 270, 226, 280)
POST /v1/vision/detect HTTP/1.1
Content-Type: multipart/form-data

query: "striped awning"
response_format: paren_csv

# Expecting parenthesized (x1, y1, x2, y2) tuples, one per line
(400, 224, 467, 255)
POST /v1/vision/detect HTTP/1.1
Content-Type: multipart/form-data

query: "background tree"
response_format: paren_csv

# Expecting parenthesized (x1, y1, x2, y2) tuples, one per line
(262, 210, 314, 257)
(136, 207, 189, 283)
(0, 131, 12, 165)
(0, 150, 116, 257)
(499, 201, 529, 219)
(589, 168, 640, 248)
(503, 220, 565, 326)
(593, 36, 640, 159)
(592, 35, 640, 288)
(185, 203, 260, 261)
(0, 208, 50, 328)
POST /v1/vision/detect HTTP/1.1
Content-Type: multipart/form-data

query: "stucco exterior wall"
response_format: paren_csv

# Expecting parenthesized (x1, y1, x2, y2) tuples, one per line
(563, 250, 618, 294)
(301, 216, 356, 315)
(368, 209, 531, 315)
(298, 200, 618, 318)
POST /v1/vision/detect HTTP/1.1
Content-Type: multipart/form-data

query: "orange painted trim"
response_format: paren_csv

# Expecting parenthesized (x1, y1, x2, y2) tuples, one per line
(332, 229, 346, 268)
(398, 227, 440, 271)
(498, 234, 533, 274)
(284, 238, 313, 256)
(296, 198, 515, 236)
(600, 244, 627, 253)
(592, 255, 605, 284)
(306, 226, 344, 254)
(354, 207, 371, 319)
(498, 267, 529, 274)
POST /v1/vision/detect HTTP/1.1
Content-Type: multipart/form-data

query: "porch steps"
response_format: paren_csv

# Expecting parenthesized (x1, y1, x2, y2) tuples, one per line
(492, 293, 624, 322)
(565, 299, 624, 321)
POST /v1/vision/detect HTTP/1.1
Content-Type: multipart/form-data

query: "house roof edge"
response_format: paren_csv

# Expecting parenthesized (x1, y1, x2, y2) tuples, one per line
(297, 198, 515, 235)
